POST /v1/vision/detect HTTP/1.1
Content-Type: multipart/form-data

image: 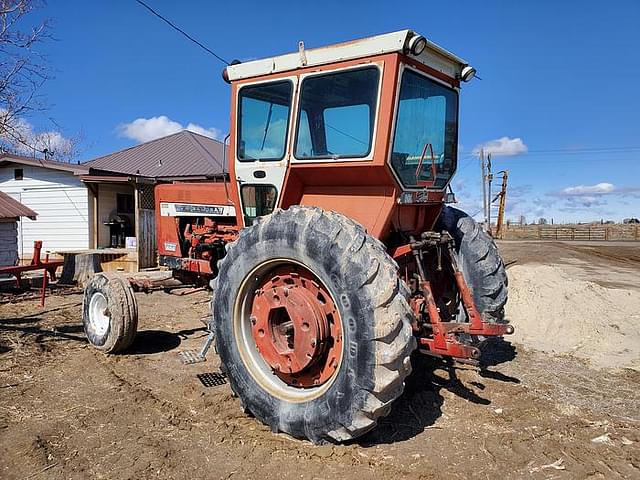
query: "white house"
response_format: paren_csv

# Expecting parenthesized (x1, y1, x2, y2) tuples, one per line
(0, 154, 91, 259)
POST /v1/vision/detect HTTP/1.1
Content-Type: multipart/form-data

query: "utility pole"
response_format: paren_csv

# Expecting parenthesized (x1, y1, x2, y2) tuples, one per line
(494, 170, 509, 238)
(486, 153, 493, 234)
(480, 148, 487, 228)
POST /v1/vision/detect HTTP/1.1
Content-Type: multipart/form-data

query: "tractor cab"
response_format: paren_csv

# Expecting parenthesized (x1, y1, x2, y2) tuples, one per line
(223, 30, 475, 241)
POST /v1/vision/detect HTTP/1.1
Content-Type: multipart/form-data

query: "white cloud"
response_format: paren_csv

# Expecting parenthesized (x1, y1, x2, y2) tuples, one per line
(472, 136, 528, 157)
(118, 115, 223, 143)
(561, 182, 615, 196)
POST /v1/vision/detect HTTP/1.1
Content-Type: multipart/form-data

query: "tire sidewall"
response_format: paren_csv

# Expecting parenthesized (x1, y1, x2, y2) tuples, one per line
(214, 211, 377, 441)
(83, 274, 124, 352)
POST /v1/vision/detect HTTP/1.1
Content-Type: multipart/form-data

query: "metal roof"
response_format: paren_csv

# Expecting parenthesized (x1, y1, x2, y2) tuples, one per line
(0, 153, 89, 175)
(226, 29, 468, 82)
(0, 191, 37, 220)
(85, 131, 226, 179)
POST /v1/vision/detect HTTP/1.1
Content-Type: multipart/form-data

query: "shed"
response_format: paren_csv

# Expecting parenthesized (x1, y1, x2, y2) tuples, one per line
(0, 191, 37, 267)
(0, 154, 90, 259)
(82, 130, 226, 270)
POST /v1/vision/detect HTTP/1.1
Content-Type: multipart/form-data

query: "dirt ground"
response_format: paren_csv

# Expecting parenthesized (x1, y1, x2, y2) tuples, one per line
(1, 241, 639, 479)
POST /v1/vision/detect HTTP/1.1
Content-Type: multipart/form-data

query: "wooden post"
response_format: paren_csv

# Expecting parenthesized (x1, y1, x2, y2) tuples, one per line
(134, 184, 141, 272)
(88, 184, 99, 249)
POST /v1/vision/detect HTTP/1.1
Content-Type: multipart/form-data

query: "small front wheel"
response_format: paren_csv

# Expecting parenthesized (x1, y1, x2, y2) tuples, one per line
(83, 273, 138, 353)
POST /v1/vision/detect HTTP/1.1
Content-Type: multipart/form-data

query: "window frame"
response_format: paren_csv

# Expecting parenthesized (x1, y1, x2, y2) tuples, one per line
(236, 78, 294, 163)
(291, 62, 384, 163)
(387, 63, 460, 192)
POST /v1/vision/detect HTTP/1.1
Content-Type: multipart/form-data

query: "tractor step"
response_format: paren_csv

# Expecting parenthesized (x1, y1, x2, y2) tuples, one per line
(179, 331, 215, 364)
(196, 372, 227, 388)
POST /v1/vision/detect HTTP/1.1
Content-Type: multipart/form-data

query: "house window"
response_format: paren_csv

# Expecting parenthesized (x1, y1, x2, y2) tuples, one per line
(117, 193, 134, 214)
(14, 168, 23, 181)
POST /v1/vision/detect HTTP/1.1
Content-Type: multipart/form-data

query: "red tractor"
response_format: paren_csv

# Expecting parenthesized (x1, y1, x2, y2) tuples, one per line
(82, 30, 511, 443)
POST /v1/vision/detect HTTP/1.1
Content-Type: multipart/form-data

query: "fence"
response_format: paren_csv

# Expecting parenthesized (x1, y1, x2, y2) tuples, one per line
(501, 224, 640, 241)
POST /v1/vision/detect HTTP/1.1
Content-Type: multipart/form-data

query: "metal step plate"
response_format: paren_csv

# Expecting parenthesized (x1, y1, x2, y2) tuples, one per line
(179, 350, 206, 364)
(197, 372, 227, 388)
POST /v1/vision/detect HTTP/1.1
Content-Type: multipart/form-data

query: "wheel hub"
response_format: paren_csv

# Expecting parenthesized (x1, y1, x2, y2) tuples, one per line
(250, 267, 341, 387)
(88, 291, 110, 336)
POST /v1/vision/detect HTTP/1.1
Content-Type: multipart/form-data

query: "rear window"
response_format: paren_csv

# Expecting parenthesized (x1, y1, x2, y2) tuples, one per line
(294, 66, 380, 160)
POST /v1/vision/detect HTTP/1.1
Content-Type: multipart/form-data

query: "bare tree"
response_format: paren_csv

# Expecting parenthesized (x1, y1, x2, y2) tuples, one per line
(0, 0, 58, 157)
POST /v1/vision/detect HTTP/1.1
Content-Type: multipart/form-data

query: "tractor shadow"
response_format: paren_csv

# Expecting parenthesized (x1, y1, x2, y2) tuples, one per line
(358, 339, 519, 446)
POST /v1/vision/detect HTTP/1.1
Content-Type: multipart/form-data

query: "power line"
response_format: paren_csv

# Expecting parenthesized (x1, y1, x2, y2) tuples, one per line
(461, 145, 640, 159)
(525, 146, 640, 154)
(325, 123, 368, 145)
(134, 0, 230, 65)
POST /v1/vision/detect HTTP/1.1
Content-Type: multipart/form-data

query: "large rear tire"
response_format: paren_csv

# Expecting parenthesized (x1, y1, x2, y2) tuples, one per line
(436, 206, 508, 331)
(212, 206, 415, 443)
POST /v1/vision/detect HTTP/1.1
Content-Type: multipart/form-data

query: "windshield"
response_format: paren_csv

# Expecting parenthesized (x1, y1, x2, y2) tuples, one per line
(390, 69, 458, 189)
(237, 80, 292, 161)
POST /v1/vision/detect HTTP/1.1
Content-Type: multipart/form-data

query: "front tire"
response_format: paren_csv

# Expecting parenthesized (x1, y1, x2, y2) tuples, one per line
(212, 206, 415, 443)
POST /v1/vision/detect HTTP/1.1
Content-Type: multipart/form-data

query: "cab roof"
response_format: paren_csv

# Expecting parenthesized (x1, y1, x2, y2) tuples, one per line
(225, 30, 469, 82)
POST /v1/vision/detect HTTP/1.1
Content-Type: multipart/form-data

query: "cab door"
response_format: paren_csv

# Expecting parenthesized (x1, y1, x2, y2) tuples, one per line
(234, 76, 298, 226)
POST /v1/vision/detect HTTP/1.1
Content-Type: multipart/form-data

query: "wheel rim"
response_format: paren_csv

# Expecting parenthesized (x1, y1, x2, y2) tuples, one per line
(234, 260, 343, 402)
(88, 291, 110, 336)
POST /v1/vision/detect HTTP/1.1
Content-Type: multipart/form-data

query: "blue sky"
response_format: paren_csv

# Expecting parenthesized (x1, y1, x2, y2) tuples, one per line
(20, 0, 640, 222)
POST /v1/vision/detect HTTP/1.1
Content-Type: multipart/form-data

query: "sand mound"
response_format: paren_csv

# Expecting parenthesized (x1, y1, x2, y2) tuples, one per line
(505, 264, 640, 370)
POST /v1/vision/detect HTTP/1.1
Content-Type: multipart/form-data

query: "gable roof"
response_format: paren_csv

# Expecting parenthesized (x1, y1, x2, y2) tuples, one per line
(0, 191, 37, 220)
(85, 131, 226, 179)
(0, 153, 89, 175)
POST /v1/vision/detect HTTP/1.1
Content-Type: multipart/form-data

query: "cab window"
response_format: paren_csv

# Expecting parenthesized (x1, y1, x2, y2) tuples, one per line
(240, 184, 277, 225)
(238, 81, 292, 161)
(294, 66, 380, 160)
